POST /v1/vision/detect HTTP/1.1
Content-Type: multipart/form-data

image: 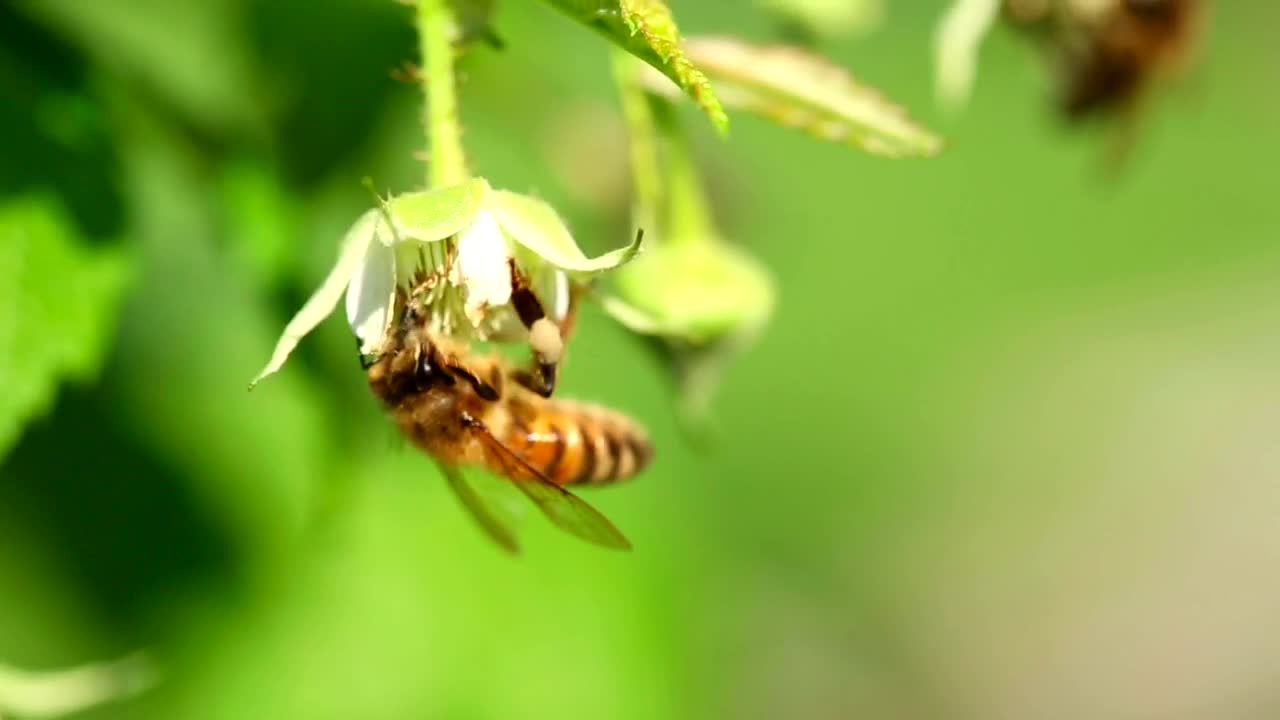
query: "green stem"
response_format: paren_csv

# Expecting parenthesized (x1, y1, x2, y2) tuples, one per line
(611, 50, 662, 235)
(655, 101, 717, 246)
(418, 0, 468, 188)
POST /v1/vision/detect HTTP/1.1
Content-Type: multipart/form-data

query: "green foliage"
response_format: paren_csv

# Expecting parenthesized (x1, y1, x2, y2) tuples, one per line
(537, 0, 729, 133)
(0, 196, 130, 460)
(651, 36, 943, 158)
(5, 1, 1279, 719)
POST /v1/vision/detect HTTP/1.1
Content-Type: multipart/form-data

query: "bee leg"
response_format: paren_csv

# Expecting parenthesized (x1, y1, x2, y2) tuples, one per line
(486, 363, 506, 397)
(511, 320, 560, 398)
(463, 367, 502, 402)
(436, 351, 501, 402)
(508, 262, 569, 398)
(413, 345, 454, 389)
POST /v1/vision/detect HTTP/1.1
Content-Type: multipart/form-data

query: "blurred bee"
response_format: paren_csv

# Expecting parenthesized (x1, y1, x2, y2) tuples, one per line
(1004, 0, 1202, 164)
(365, 272, 653, 552)
(1056, 0, 1202, 120)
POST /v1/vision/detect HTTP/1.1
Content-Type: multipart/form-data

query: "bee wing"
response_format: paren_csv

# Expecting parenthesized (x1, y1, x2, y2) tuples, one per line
(467, 421, 632, 551)
(509, 469, 632, 551)
(438, 462, 521, 554)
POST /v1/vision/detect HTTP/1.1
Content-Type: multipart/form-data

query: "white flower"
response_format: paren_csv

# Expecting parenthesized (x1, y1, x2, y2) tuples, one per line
(342, 210, 397, 353)
(452, 207, 513, 327)
(250, 177, 643, 388)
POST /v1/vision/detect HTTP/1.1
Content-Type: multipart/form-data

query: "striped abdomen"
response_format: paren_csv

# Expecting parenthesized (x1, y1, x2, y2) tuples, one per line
(498, 399, 653, 486)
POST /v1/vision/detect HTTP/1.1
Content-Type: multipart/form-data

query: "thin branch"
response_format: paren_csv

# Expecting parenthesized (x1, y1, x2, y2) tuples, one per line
(418, 0, 468, 187)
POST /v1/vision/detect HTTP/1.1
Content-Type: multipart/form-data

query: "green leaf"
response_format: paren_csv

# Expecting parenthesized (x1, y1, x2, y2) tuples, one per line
(646, 36, 943, 158)
(384, 178, 489, 243)
(0, 195, 131, 460)
(489, 190, 643, 275)
(537, 0, 728, 133)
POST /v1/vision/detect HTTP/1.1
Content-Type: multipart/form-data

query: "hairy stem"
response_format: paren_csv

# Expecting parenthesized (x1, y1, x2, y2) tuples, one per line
(655, 101, 717, 246)
(612, 51, 662, 235)
(417, 0, 468, 187)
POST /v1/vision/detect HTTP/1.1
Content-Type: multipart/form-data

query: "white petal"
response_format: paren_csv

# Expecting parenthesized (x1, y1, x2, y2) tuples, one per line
(455, 208, 513, 327)
(551, 269, 569, 322)
(249, 209, 380, 388)
(345, 232, 397, 354)
(934, 0, 1001, 110)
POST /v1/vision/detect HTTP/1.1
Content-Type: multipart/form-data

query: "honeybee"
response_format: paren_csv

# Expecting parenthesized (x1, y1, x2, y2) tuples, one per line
(1004, 0, 1202, 164)
(365, 273, 653, 552)
(1056, 0, 1201, 120)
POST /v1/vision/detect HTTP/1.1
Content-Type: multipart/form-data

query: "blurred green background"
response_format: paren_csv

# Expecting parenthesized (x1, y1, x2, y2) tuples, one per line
(3, 1, 1280, 718)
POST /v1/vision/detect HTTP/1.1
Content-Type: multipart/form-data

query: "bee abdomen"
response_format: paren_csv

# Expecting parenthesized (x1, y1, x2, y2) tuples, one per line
(506, 402, 652, 487)
(575, 417, 653, 486)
